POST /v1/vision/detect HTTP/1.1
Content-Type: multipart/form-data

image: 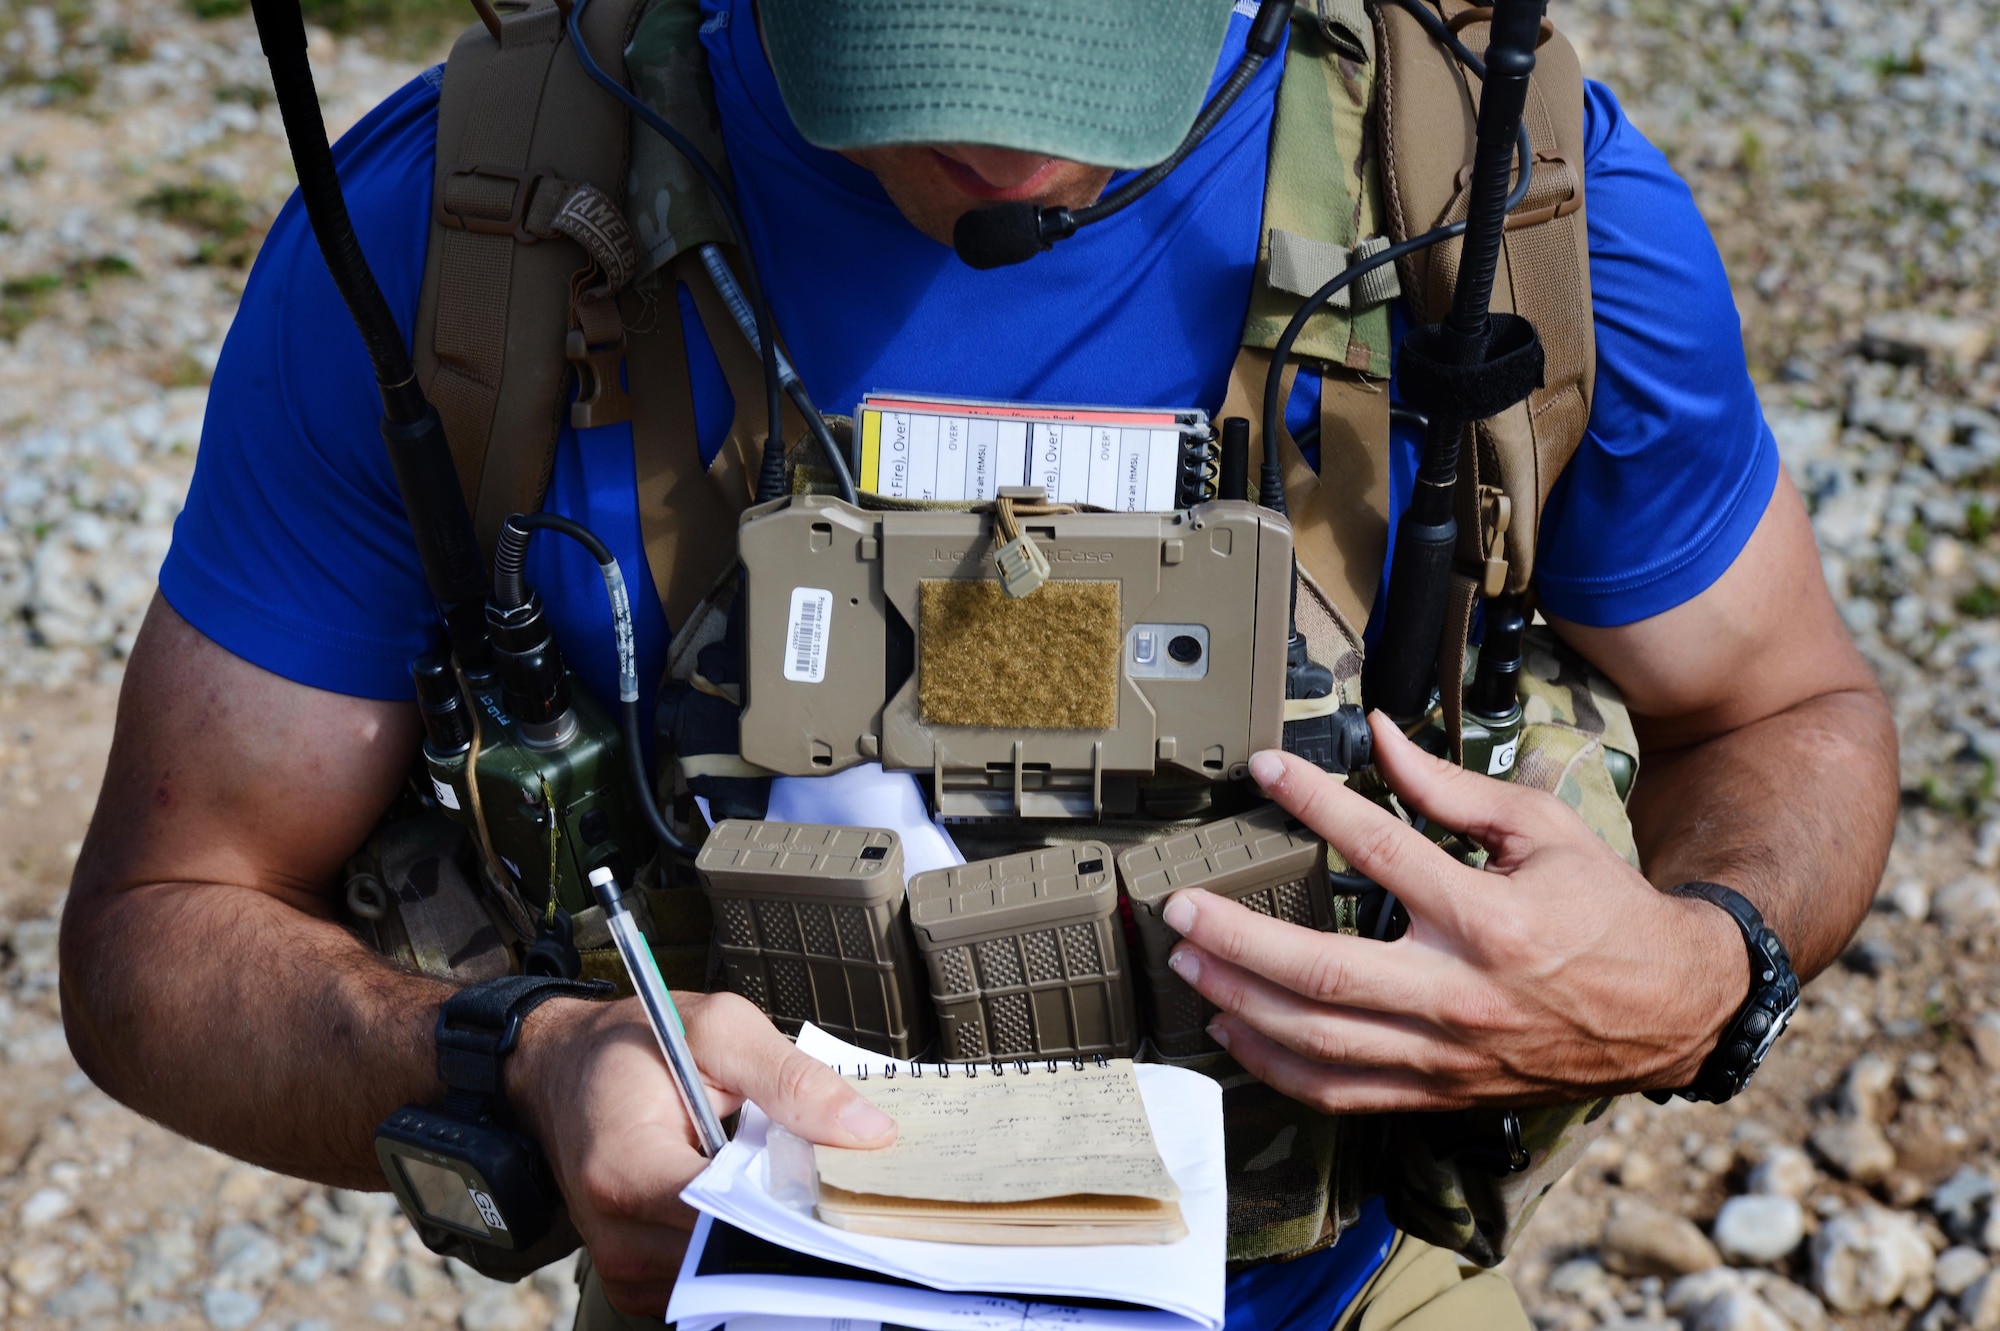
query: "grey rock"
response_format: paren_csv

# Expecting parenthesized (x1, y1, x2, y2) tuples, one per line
(1714, 1194, 1807, 1265)
(1843, 935, 1899, 976)
(8, 1244, 67, 1299)
(1549, 1256, 1613, 1301)
(1748, 1275, 1827, 1331)
(1809, 1118, 1897, 1184)
(17, 1183, 72, 1227)
(289, 1322, 334, 1331)
(200, 1286, 264, 1331)
(1966, 1270, 2000, 1331)
(1916, 1298, 1958, 1331)
(369, 1301, 408, 1324)
(1813, 1205, 1937, 1313)
(7, 916, 59, 980)
(1937, 1246, 1992, 1298)
(1862, 313, 1994, 373)
(1748, 1146, 1819, 1200)
(1932, 875, 2000, 932)
(1933, 1166, 1999, 1241)
(1691, 1288, 1792, 1331)
(1972, 1012, 2000, 1071)
(459, 1286, 538, 1331)
(1616, 1151, 1660, 1189)
(387, 1255, 451, 1301)
(1603, 1201, 1724, 1277)
(287, 1239, 332, 1285)
(209, 1220, 283, 1287)
(1666, 1268, 1747, 1316)
(124, 1228, 198, 1301)
(1837, 1051, 1898, 1123)
(132, 1298, 191, 1324)
(44, 1272, 119, 1319)
(1888, 879, 1933, 921)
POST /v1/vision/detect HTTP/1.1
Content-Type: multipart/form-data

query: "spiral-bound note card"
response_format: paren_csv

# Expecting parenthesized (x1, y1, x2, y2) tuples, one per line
(811, 1058, 1185, 1245)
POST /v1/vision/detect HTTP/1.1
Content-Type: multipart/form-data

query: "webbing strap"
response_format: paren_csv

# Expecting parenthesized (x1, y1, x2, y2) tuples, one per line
(1219, 348, 1391, 639)
(1374, 0, 1595, 593)
(625, 268, 741, 630)
(1241, 16, 1393, 374)
(1437, 570, 1479, 765)
(414, 0, 648, 559)
(428, 8, 564, 537)
(625, 246, 813, 636)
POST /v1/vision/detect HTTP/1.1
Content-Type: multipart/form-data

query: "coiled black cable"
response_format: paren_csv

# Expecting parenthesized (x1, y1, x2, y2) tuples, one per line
(497, 513, 695, 859)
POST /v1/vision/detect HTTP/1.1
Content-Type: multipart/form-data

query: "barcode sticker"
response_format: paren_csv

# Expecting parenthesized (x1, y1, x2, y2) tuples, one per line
(784, 587, 833, 684)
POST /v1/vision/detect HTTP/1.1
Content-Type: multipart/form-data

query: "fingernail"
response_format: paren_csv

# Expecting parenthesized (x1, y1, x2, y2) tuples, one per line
(1206, 1021, 1231, 1050)
(1167, 947, 1200, 985)
(1248, 750, 1285, 789)
(1163, 891, 1196, 934)
(838, 1097, 895, 1140)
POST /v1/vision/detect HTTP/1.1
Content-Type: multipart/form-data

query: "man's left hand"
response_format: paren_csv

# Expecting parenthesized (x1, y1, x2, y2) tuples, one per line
(1163, 714, 1748, 1112)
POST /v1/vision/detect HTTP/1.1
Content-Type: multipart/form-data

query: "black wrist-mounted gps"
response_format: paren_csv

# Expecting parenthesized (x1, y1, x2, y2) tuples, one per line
(375, 974, 613, 1280)
(1647, 881, 1801, 1106)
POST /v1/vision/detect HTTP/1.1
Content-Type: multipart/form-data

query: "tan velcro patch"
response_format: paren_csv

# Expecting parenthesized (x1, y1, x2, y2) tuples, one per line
(917, 579, 1121, 731)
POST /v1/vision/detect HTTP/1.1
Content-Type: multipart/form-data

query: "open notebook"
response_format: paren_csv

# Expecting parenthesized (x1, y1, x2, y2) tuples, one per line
(812, 1059, 1186, 1245)
(672, 1025, 1228, 1331)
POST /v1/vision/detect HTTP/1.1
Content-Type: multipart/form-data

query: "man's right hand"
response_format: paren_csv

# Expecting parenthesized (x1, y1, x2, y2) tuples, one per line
(507, 991, 896, 1317)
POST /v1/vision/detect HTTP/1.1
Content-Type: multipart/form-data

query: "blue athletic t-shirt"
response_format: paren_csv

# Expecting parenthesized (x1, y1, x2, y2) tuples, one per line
(160, 7, 1776, 1320)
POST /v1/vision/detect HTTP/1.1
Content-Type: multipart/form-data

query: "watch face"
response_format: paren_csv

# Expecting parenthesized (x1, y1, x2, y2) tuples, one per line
(394, 1155, 508, 1237)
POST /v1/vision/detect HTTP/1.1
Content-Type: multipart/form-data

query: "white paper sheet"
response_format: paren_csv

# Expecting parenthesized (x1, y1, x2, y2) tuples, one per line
(670, 1213, 1204, 1331)
(670, 1027, 1226, 1331)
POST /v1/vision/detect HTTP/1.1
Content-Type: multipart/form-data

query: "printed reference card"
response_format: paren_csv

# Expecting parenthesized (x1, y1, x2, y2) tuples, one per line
(857, 394, 1197, 511)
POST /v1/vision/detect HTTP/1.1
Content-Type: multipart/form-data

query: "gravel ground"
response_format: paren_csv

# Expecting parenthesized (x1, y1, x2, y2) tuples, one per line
(0, 1, 1995, 1329)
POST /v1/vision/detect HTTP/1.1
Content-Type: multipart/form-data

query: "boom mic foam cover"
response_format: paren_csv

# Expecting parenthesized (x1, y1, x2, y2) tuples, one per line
(952, 203, 1047, 270)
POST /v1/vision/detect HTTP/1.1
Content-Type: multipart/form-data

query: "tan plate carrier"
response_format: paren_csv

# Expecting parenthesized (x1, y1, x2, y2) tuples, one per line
(370, 0, 1632, 1272)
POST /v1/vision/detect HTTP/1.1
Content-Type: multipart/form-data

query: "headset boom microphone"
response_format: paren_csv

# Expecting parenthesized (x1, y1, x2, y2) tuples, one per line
(952, 0, 1295, 270)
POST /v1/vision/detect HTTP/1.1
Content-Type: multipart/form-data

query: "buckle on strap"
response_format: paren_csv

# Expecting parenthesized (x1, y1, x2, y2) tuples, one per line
(436, 163, 555, 243)
(1454, 151, 1583, 231)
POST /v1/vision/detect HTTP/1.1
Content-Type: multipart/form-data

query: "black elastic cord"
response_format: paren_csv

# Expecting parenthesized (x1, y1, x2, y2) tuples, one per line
(1384, 0, 1491, 78)
(503, 513, 697, 860)
(566, 0, 791, 502)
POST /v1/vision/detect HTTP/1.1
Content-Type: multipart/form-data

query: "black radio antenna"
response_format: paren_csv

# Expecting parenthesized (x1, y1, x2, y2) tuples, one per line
(1359, 0, 1549, 722)
(248, 0, 490, 669)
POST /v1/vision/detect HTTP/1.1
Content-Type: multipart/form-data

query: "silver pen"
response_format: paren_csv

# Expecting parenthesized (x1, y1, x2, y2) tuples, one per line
(588, 866, 731, 1157)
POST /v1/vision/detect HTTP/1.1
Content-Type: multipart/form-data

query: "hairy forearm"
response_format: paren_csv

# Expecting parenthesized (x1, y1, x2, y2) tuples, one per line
(1627, 685, 1898, 981)
(60, 878, 449, 1189)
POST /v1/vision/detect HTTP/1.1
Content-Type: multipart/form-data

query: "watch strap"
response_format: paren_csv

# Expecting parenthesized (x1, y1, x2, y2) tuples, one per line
(1658, 881, 1800, 1104)
(436, 975, 613, 1115)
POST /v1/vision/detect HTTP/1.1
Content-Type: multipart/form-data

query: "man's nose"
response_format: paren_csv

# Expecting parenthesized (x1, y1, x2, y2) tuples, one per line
(937, 144, 1062, 189)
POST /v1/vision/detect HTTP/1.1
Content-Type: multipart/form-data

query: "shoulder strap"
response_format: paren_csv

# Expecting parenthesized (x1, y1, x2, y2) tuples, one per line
(1226, 7, 1398, 651)
(413, 0, 652, 559)
(1374, 0, 1594, 596)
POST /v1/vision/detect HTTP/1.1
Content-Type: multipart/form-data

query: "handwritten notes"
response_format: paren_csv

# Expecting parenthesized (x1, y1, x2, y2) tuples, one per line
(812, 1061, 1179, 1206)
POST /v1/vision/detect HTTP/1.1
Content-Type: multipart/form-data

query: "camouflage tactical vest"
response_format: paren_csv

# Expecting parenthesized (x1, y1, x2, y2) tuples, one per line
(347, 0, 1632, 1272)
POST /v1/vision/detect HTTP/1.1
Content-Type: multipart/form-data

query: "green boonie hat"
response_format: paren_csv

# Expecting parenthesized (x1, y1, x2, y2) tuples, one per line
(758, 0, 1238, 171)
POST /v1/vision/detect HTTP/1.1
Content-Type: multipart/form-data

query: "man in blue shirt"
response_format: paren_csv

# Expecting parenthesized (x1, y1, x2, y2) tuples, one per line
(59, 1, 1895, 1327)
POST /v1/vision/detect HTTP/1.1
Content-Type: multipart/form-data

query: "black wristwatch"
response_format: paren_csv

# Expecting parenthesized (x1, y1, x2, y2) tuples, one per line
(1647, 882, 1801, 1105)
(375, 974, 612, 1280)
